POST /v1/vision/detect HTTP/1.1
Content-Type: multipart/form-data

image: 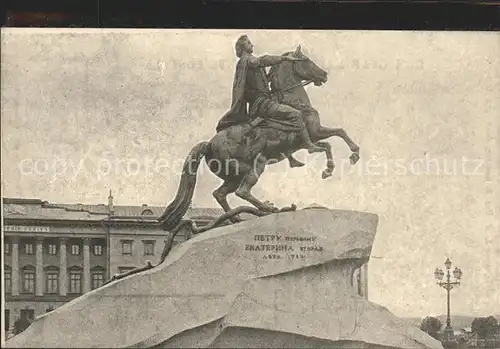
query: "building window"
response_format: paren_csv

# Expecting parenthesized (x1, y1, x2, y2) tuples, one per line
(45, 268, 59, 294)
(24, 243, 34, 255)
(5, 309, 10, 331)
(20, 309, 35, 321)
(68, 268, 82, 294)
(48, 244, 57, 255)
(93, 244, 103, 256)
(4, 242, 11, 255)
(4, 268, 12, 293)
(22, 267, 36, 294)
(91, 266, 106, 290)
(143, 241, 155, 256)
(121, 240, 132, 255)
(71, 244, 80, 255)
(91, 272, 105, 290)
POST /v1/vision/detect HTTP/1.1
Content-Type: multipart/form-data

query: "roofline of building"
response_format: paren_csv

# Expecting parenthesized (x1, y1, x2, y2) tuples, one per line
(4, 216, 212, 226)
(108, 215, 158, 220)
(4, 197, 111, 216)
(3, 197, 45, 204)
(3, 198, 223, 225)
(43, 203, 109, 213)
(3, 197, 222, 212)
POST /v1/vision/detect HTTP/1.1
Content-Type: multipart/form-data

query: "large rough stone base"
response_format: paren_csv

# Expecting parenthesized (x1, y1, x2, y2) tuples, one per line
(6, 208, 442, 349)
(160, 324, 423, 349)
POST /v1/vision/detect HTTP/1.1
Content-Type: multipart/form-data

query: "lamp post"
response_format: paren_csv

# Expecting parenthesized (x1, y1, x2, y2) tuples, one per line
(434, 258, 463, 343)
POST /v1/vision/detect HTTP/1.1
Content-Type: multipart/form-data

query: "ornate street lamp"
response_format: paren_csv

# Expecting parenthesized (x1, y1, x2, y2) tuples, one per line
(434, 258, 463, 342)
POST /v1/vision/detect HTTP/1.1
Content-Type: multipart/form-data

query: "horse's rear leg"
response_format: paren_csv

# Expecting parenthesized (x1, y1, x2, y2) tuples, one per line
(235, 155, 278, 213)
(273, 151, 304, 168)
(285, 153, 305, 168)
(213, 180, 242, 223)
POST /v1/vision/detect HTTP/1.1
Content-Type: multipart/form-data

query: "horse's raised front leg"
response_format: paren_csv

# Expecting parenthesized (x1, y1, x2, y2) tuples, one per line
(313, 127, 360, 165)
(315, 141, 335, 179)
(235, 154, 279, 213)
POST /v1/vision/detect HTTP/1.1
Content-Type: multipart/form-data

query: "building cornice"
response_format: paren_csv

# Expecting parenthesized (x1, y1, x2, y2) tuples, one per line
(5, 294, 81, 303)
(3, 218, 167, 226)
(3, 218, 213, 233)
(3, 218, 106, 226)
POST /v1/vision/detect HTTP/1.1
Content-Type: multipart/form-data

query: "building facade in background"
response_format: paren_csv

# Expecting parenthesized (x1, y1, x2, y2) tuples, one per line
(2, 194, 221, 335)
(2, 195, 369, 335)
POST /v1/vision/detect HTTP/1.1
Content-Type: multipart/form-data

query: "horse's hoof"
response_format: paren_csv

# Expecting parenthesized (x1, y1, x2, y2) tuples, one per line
(349, 152, 360, 165)
(322, 169, 333, 179)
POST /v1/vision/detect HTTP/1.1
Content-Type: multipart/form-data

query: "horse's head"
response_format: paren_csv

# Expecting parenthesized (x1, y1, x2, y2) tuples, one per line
(287, 45, 328, 86)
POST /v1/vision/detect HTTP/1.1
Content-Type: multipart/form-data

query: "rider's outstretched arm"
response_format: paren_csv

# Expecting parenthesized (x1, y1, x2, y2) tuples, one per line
(248, 55, 286, 68)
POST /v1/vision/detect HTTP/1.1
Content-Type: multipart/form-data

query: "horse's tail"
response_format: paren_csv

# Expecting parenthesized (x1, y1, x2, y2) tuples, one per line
(157, 141, 209, 231)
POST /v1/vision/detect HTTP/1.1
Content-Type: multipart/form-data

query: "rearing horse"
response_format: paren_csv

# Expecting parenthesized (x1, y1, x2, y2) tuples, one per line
(158, 45, 360, 229)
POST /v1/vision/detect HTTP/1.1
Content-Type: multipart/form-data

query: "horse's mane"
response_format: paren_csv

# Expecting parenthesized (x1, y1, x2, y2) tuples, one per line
(268, 51, 294, 80)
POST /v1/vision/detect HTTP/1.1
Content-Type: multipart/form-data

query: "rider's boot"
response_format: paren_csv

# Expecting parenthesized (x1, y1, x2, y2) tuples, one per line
(243, 117, 264, 138)
(248, 117, 263, 130)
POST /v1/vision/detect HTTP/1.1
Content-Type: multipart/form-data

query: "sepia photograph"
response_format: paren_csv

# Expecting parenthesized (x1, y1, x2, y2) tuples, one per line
(1, 29, 499, 348)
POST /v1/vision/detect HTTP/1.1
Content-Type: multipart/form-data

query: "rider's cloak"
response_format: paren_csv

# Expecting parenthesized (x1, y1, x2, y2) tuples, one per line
(216, 54, 251, 132)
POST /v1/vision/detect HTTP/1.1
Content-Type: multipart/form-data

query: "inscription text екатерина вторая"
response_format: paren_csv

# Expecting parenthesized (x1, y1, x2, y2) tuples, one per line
(245, 234, 324, 260)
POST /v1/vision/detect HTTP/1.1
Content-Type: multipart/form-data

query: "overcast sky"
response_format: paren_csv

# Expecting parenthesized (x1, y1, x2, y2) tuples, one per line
(1, 29, 499, 319)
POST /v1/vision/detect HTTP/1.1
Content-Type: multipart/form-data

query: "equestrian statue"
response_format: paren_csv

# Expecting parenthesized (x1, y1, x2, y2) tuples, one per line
(104, 35, 361, 284)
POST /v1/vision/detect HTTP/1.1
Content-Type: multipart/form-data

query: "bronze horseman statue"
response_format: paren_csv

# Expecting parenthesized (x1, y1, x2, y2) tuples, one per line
(106, 35, 361, 283)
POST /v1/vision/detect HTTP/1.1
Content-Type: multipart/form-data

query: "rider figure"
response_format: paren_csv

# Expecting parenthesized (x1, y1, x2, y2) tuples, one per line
(216, 35, 323, 167)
